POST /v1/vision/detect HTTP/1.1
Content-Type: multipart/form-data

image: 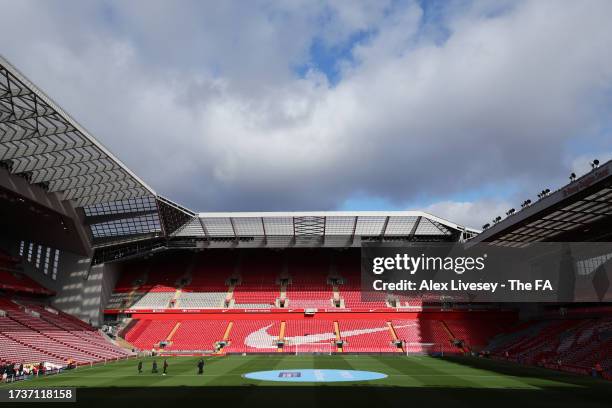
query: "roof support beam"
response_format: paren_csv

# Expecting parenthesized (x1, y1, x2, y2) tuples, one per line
(197, 217, 212, 243)
(85, 210, 158, 225)
(409, 216, 422, 238)
(261, 217, 267, 245)
(349, 216, 358, 245)
(379, 216, 390, 240)
(228, 217, 239, 244)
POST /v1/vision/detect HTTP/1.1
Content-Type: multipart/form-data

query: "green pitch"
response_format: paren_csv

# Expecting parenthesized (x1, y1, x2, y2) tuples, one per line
(2, 355, 611, 407)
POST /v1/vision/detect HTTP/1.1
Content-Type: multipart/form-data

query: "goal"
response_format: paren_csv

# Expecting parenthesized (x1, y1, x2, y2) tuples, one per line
(294, 341, 334, 356)
(404, 342, 444, 356)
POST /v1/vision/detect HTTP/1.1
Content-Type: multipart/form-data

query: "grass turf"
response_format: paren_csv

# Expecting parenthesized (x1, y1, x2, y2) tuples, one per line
(2, 355, 611, 407)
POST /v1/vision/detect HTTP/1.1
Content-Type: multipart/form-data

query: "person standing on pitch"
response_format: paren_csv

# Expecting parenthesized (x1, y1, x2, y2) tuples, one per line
(152, 360, 158, 374)
(197, 359, 204, 375)
(163, 359, 168, 375)
(138, 361, 142, 374)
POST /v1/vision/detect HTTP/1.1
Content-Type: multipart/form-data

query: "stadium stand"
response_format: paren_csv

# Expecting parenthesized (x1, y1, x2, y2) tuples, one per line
(444, 319, 507, 350)
(0, 250, 52, 295)
(130, 292, 175, 309)
(124, 320, 176, 350)
(282, 320, 336, 353)
(392, 319, 457, 354)
(286, 252, 334, 308)
(166, 320, 228, 351)
(179, 253, 230, 308)
(224, 320, 279, 353)
(0, 297, 129, 365)
(339, 320, 399, 353)
(487, 315, 612, 375)
(336, 255, 388, 308)
(232, 253, 281, 308)
(2, 53, 612, 385)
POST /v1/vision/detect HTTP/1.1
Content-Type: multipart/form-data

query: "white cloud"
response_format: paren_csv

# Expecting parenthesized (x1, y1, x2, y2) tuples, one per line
(570, 152, 612, 177)
(1, 0, 612, 223)
(423, 200, 512, 230)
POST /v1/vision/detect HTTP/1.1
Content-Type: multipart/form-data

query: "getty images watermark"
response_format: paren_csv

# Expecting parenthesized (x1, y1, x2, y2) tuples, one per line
(361, 242, 612, 303)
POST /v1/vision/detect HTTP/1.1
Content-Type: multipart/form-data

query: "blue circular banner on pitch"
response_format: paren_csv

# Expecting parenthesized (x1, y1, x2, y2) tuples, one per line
(243, 369, 387, 382)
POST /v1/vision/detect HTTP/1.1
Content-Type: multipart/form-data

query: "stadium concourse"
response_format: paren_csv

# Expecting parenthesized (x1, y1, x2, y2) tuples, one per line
(0, 52, 612, 402)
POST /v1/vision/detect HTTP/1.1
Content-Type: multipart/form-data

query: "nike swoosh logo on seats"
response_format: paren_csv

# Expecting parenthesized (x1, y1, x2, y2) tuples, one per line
(243, 323, 416, 349)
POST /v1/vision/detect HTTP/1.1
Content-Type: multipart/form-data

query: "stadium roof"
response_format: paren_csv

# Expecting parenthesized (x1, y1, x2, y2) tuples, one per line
(1, 55, 478, 259)
(0, 56, 155, 206)
(0, 56, 197, 249)
(469, 159, 612, 247)
(172, 211, 478, 247)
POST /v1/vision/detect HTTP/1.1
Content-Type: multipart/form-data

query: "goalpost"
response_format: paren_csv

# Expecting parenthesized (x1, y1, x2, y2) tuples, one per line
(404, 342, 442, 357)
(294, 341, 334, 356)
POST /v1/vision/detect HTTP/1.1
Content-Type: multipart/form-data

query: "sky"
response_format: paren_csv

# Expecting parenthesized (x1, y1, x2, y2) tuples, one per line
(1, 0, 611, 229)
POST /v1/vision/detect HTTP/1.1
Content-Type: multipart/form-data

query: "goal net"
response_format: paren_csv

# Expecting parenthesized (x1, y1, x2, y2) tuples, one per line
(404, 343, 444, 356)
(294, 341, 334, 356)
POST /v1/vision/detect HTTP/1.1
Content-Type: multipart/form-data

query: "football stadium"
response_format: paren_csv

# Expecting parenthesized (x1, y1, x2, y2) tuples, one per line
(0, 54, 611, 406)
(2, 1, 612, 405)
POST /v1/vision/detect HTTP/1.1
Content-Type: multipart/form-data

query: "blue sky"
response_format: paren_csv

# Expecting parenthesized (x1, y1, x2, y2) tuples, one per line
(0, 0, 611, 228)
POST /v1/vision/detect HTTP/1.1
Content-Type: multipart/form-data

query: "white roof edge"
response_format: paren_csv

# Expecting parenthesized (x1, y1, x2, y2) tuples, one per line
(197, 210, 479, 233)
(0, 54, 157, 197)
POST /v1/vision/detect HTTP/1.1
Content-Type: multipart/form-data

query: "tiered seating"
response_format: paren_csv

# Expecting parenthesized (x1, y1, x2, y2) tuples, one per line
(124, 319, 176, 350)
(24, 304, 127, 359)
(0, 250, 52, 295)
(562, 318, 612, 369)
(130, 292, 174, 309)
(106, 292, 134, 309)
(166, 320, 228, 350)
(113, 269, 146, 292)
(338, 320, 398, 352)
(0, 331, 61, 365)
(0, 298, 129, 364)
(224, 320, 279, 353)
(178, 292, 226, 308)
(283, 320, 335, 353)
(393, 319, 456, 353)
(232, 253, 281, 308)
(0, 249, 18, 271)
(138, 256, 190, 292)
(180, 254, 229, 308)
(337, 255, 387, 308)
(444, 319, 506, 349)
(183, 252, 232, 292)
(488, 317, 612, 373)
(286, 253, 333, 308)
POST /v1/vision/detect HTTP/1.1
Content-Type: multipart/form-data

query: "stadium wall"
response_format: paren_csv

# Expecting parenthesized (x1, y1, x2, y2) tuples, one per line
(51, 253, 120, 327)
(0, 167, 91, 256)
(0, 236, 60, 291)
(127, 310, 516, 321)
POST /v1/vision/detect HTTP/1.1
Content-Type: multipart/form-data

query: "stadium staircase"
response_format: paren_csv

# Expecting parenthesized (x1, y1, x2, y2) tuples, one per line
(217, 321, 233, 353)
(170, 289, 182, 308)
(165, 322, 181, 345)
(279, 280, 287, 307)
(277, 321, 286, 352)
(333, 321, 343, 352)
(388, 322, 405, 352)
(441, 320, 466, 352)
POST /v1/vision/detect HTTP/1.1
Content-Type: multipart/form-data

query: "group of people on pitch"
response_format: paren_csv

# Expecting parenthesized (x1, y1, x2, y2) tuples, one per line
(137, 359, 206, 375)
